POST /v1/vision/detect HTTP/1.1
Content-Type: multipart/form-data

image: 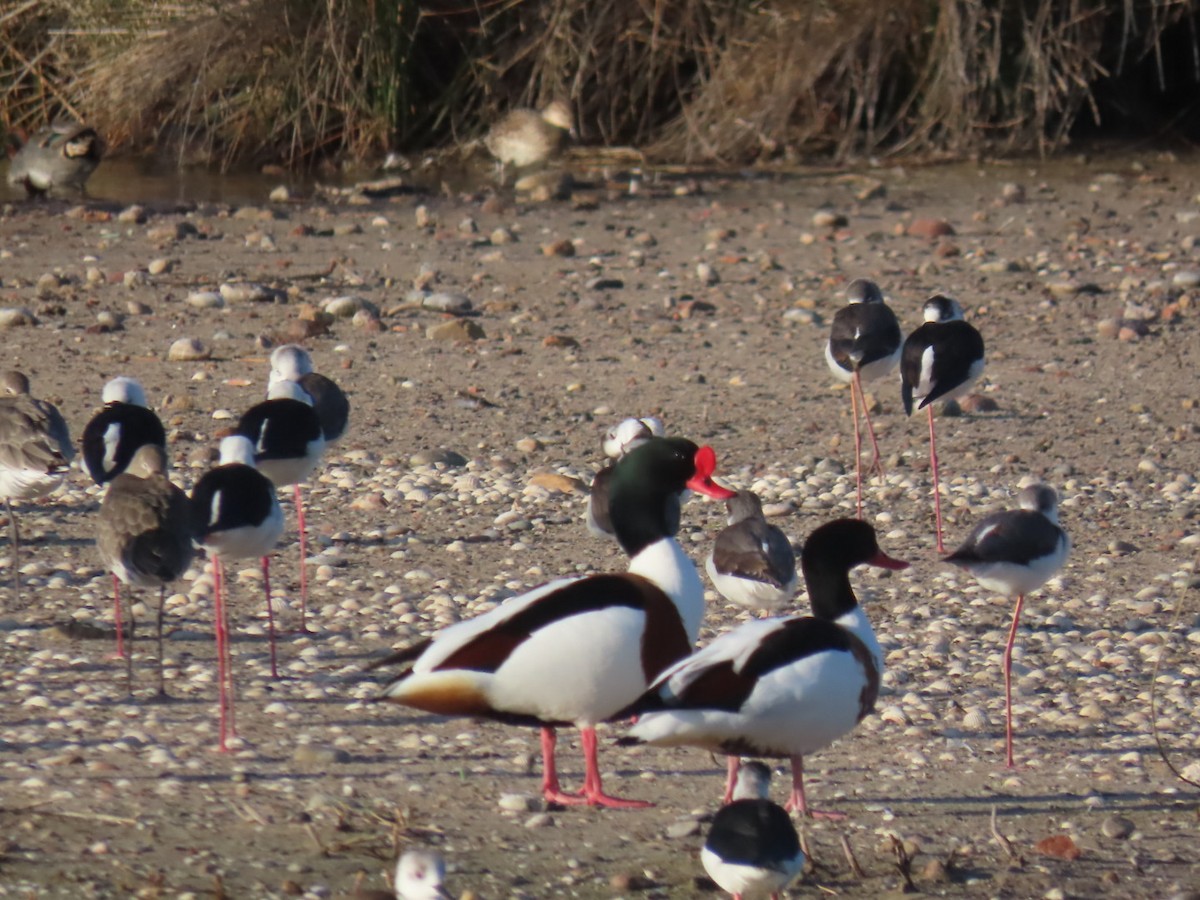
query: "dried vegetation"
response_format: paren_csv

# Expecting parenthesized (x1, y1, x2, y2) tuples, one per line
(0, 0, 1196, 168)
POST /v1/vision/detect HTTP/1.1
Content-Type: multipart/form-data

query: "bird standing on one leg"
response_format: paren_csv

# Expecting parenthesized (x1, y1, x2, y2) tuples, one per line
(943, 483, 1069, 767)
(190, 436, 285, 751)
(236, 380, 325, 635)
(95, 445, 194, 697)
(900, 294, 985, 552)
(0, 371, 74, 607)
(825, 278, 901, 518)
(266, 345, 349, 633)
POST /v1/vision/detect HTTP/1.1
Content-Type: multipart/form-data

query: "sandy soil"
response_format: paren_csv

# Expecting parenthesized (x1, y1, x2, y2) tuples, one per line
(0, 155, 1198, 899)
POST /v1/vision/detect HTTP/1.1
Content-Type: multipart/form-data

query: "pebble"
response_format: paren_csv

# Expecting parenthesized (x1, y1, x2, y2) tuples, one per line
(427, 319, 485, 341)
(420, 292, 473, 314)
(409, 449, 467, 467)
(0, 306, 37, 328)
(167, 338, 210, 361)
(1100, 816, 1135, 839)
(907, 218, 955, 238)
(186, 291, 225, 310)
(220, 282, 274, 303)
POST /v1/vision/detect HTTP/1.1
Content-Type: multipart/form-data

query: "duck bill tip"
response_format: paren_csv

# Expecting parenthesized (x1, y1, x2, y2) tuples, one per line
(870, 550, 909, 571)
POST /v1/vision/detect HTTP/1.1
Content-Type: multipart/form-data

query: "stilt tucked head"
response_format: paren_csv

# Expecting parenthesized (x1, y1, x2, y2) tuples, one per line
(1018, 483, 1060, 522)
(266, 379, 312, 404)
(269, 344, 314, 382)
(218, 435, 256, 466)
(922, 294, 965, 323)
(845, 278, 884, 305)
(602, 415, 664, 459)
(102, 376, 148, 407)
(730, 759, 773, 801)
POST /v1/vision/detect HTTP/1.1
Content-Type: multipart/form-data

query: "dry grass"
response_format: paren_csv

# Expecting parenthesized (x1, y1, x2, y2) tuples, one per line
(1, 0, 1196, 167)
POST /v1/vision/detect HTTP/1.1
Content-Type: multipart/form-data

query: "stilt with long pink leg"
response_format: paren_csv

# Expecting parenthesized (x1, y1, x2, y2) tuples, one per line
(266, 345, 350, 634)
(191, 436, 285, 750)
(943, 484, 1069, 767)
(825, 279, 901, 519)
(901, 294, 985, 551)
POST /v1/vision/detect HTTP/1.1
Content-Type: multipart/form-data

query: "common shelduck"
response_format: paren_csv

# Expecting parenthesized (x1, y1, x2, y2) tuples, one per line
(190, 435, 285, 750)
(586, 415, 665, 539)
(82, 375, 168, 658)
(95, 444, 193, 696)
(373, 437, 735, 808)
(943, 483, 1069, 767)
(825, 278, 902, 517)
(705, 490, 797, 613)
(623, 518, 907, 817)
(236, 381, 326, 633)
(900, 294, 986, 552)
(0, 370, 73, 606)
(701, 760, 804, 900)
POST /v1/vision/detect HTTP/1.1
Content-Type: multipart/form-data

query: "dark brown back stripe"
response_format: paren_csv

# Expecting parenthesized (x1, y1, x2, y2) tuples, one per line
(440, 573, 684, 677)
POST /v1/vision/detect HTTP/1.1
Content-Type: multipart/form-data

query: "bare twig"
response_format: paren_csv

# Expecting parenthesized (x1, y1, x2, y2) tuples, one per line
(1150, 580, 1199, 788)
(2, 803, 138, 827)
(840, 832, 866, 878)
(890, 835, 916, 892)
(990, 805, 1018, 861)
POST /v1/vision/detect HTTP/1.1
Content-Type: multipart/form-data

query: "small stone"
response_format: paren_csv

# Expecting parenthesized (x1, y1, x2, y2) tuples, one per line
(409, 449, 468, 467)
(907, 218, 955, 238)
(812, 209, 848, 228)
(324, 295, 375, 318)
(1096, 318, 1120, 339)
(427, 319, 486, 341)
(421, 292, 473, 314)
(696, 262, 719, 285)
(528, 473, 586, 494)
(147, 258, 173, 275)
(292, 745, 348, 766)
(666, 818, 702, 839)
(1172, 270, 1200, 288)
(0, 307, 38, 328)
(959, 394, 999, 413)
(498, 793, 539, 812)
(167, 337, 210, 361)
(515, 438, 541, 453)
(186, 291, 225, 310)
(1100, 815, 1135, 839)
(541, 239, 575, 257)
(220, 282, 273, 304)
(269, 185, 291, 203)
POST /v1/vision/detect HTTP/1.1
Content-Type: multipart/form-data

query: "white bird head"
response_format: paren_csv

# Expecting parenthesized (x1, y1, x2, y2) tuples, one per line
(922, 294, 965, 323)
(602, 416, 664, 459)
(394, 849, 450, 900)
(1018, 483, 1060, 523)
(102, 376, 148, 407)
(269, 344, 314, 382)
(266, 379, 313, 404)
(730, 760, 773, 801)
(217, 435, 256, 467)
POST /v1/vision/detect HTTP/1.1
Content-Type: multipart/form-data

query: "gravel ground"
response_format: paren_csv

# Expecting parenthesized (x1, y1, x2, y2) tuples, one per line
(0, 155, 1198, 899)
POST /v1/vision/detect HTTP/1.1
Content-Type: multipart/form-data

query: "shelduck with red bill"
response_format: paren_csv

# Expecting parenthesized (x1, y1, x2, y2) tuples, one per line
(943, 483, 1069, 768)
(372, 437, 735, 808)
(622, 518, 907, 817)
(900, 294, 986, 552)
